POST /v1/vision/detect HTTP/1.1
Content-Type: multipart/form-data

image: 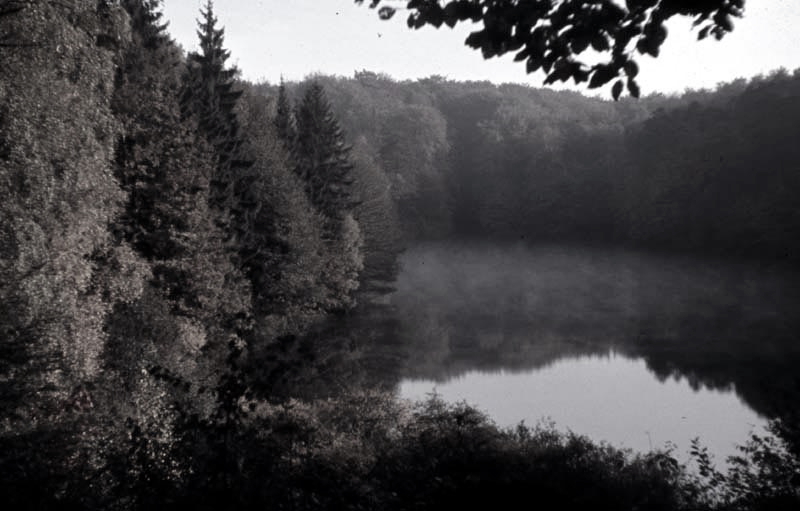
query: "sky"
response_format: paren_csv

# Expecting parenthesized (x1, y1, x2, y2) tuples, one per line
(161, 0, 800, 96)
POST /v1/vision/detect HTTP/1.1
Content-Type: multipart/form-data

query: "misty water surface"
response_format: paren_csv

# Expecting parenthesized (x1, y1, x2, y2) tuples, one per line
(388, 242, 800, 461)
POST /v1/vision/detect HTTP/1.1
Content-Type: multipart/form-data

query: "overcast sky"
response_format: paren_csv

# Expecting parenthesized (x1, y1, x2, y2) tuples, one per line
(161, 0, 800, 96)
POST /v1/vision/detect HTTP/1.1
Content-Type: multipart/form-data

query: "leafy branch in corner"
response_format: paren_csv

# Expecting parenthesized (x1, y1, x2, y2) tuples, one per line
(356, 0, 744, 100)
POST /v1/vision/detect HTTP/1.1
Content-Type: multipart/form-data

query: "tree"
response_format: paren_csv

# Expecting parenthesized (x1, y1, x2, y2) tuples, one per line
(294, 81, 364, 311)
(183, 0, 252, 227)
(294, 81, 359, 222)
(350, 136, 403, 295)
(235, 85, 328, 333)
(274, 77, 296, 142)
(0, 0, 135, 419)
(107, 5, 253, 484)
(357, 0, 744, 99)
(0, 1, 151, 505)
(378, 102, 452, 238)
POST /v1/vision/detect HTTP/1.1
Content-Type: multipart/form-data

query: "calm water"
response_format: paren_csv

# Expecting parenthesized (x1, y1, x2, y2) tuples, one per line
(400, 352, 767, 463)
(388, 242, 800, 462)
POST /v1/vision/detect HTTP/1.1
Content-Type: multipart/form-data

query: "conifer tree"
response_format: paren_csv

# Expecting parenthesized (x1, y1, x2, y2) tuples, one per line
(293, 82, 364, 311)
(274, 77, 295, 143)
(102, 7, 254, 499)
(120, 0, 169, 49)
(237, 87, 327, 330)
(110, 0, 252, 417)
(294, 81, 359, 228)
(182, 0, 251, 222)
(182, 1, 272, 309)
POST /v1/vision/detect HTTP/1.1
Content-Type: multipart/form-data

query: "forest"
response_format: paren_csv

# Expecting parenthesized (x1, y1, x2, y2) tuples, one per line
(1, 1, 798, 510)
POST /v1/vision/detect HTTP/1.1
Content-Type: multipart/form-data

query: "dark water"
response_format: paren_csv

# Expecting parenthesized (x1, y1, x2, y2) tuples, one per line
(386, 242, 800, 461)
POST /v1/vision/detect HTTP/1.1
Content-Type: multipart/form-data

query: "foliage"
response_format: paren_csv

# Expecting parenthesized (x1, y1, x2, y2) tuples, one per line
(235, 86, 327, 331)
(0, 2, 146, 508)
(688, 422, 800, 511)
(111, 0, 251, 397)
(358, 0, 744, 98)
(293, 81, 365, 312)
(294, 81, 359, 223)
(303, 70, 800, 264)
(182, 0, 254, 250)
(0, 0, 134, 423)
(274, 78, 296, 142)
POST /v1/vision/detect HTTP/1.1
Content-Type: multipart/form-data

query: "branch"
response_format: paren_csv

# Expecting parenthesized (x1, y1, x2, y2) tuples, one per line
(357, 0, 745, 99)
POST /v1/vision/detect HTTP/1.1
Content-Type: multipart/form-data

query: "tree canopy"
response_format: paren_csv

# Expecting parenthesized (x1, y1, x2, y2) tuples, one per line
(357, 0, 744, 99)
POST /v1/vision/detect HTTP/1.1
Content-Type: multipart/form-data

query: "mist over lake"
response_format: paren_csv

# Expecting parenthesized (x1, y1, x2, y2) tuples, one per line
(386, 242, 799, 461)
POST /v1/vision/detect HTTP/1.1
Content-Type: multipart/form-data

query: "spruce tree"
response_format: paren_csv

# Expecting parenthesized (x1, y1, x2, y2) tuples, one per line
(111, 0, 251, 391)
(293, 81, 363, 311)
(274, 77, 295, 143)
(237, 86, 327, 328)
(182, 1, 251, 224)
(181, 1, 274, 310)
(120, 0, 169, 49)
(294, 81, 358, 230)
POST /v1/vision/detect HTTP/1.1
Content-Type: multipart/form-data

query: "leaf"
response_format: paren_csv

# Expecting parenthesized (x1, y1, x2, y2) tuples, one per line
(588, 65, 616, 89)
(718, 13, 734, 32)
(513, 48, 529, 62)
(697, 26, 710, 40)
(572, 69, 589, 84)
(544, 66, 571, 85)
(623, 60, 639, 78)
(692, 12, 711, 27)
(378, 6, 395, 20)
(443, 2, 460, 25)
(612, 79, 623, 101)
(653, 24, 668, 45)
(465, 31, 484, 49)
(526, 58, 541, 74)
(637, 36, 660, 57)
(627, 78, 640, 98)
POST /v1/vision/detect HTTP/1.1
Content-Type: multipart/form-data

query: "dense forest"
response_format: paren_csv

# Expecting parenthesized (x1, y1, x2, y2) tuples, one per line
(288, 69, 800, 262)
(1, 1, 798, 509)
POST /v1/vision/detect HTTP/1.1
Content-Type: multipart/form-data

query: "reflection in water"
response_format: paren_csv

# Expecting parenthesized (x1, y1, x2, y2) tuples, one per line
(400, 351, 769, 463)
(383, 242, 800, 456)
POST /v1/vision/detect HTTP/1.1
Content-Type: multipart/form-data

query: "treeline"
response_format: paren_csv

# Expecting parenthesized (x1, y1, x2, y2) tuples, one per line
(1, 0, 399, 506)
(270, 68, 800, 263)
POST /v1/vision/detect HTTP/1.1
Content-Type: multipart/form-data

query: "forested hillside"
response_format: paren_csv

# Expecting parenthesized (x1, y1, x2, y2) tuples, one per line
(1, 1, 798, 509)
(272, 70, 800, 262)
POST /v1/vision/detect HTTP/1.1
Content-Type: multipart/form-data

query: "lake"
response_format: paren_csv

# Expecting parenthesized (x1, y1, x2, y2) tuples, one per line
(387, 242, 800, 463)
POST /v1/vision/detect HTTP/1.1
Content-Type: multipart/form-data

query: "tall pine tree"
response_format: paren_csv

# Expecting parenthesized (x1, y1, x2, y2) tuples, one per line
(182, 1, 252, 229)
(110, 0, 251, 410)
(293, 81, 363, 311)
(294, 81, 358, 230)
(274, 77, 295, 143)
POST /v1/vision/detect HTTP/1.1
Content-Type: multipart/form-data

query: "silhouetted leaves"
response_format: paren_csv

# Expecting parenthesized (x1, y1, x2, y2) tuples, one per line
(628, 78, 641, 98)
(612, 79, 624, 101)
(358, 0, 745, 98)
(588, 64, 617, 89)
(378, 6, 395, 20)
